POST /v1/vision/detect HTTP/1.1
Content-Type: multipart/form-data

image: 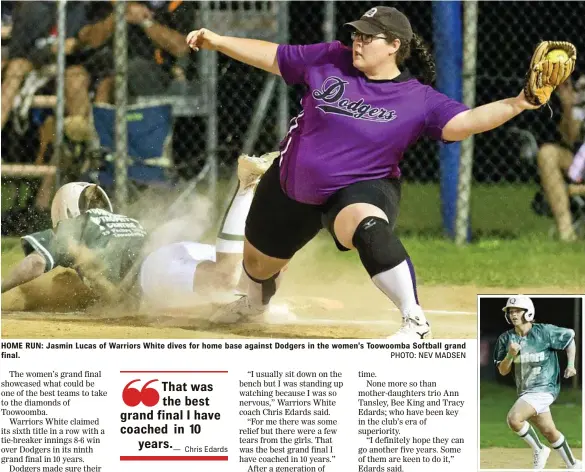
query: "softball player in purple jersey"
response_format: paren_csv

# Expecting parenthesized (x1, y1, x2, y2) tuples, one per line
(187, 6, 541, 339)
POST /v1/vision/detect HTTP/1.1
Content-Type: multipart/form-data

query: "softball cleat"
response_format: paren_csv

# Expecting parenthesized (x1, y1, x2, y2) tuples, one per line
(209, 295, 266, 324)
(533, 446, 550, 470)
(387, 305, 432, 340)
(237, 151, 279, 191)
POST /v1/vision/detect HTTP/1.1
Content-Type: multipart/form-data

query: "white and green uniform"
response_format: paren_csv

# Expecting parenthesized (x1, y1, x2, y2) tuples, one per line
(22, 208, 218, 308)
(494, 323, 575, 400)
(22, 208, 148, 291)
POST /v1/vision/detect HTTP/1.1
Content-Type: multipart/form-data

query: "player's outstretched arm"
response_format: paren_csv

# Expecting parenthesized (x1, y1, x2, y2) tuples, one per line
(564, 339, 577, 379)
(443, 42, 576, 142)
(1, 252, 46, 293)
(441, 90, 539, 142)
(186, 28, 280, 76)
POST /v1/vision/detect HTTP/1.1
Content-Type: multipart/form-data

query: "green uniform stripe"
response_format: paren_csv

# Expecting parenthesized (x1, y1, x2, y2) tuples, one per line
(527, 428, 544, 448)
(218, 232, 245, 241)
(22, 234, 55, 271)
(555, 440, 576, 464)
(520, 426, 544, 448)
(217, 182, 240, 237)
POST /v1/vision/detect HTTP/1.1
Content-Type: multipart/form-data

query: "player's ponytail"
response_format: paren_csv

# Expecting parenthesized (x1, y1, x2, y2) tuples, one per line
(409, 34, 436, 86)
(389, 32, 436, 85)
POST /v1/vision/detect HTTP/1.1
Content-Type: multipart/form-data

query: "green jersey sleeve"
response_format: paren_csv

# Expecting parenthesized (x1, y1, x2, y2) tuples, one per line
(544, 324, 575, 351)
(48, 218, 85, 269)
(494, 332, 510, 365)
(21, 220, 94, 272)
(21, 229, 59, 271)
(21, 211, 146, 290)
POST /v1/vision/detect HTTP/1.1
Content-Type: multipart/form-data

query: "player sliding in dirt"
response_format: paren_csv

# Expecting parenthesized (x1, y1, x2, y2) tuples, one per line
(1, 153, 279, 313)
(494, 295, 581, 470)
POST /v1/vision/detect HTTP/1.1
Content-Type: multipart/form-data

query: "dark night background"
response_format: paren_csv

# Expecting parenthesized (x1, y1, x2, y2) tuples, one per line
(3, 1, 584, 182)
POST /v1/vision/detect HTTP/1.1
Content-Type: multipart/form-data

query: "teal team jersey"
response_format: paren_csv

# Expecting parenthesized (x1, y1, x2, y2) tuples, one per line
(494, 323, 575, 399)
(21, 209, 147, 286)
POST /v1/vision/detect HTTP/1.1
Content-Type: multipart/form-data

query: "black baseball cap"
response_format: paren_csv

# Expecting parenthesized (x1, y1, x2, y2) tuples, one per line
(345, 6, 413, 42)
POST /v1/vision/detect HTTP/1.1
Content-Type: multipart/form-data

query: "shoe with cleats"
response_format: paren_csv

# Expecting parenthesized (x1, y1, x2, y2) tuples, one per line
(237, 151, 279, 192)
(533, 446, 550, 470)
(387, 305, 432, 340)
(209, 295, 266, 324)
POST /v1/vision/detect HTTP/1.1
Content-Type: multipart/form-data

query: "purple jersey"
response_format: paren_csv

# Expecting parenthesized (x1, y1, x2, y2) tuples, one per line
(276, 41, 469, 204)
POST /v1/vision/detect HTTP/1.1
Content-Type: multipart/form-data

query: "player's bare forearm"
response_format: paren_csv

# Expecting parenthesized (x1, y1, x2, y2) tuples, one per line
(78, 13, 115, 49)
(497, 356, 514, 376)
(143, 22, 189, 57)
(565, 339, 576, 366)
(1, 253, 46, 293)
(442, 95, 531, 142)
(216, 36, 281, 76)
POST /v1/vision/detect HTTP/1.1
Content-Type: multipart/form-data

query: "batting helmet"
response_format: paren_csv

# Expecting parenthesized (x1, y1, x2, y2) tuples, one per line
(502, 295, 535, 324)
(51, 182, 112, 228)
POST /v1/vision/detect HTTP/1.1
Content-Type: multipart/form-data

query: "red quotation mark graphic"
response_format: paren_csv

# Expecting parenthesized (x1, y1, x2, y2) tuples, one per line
(122, 379, 160, 407)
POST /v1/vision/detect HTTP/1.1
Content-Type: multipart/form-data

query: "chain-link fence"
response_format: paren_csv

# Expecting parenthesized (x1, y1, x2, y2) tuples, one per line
(2, 1, 584, 241)
(2, 0, 216, 233)
(467, 1, 585, 242)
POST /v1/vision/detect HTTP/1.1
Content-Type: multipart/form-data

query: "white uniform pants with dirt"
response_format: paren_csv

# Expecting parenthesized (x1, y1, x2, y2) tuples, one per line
(139, 241, 216, 310)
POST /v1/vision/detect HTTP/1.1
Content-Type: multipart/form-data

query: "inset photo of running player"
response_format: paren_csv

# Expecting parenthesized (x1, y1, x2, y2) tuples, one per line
(479, 295, 583, 470)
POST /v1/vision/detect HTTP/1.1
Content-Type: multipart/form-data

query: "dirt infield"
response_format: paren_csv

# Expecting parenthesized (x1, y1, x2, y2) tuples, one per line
(481, 447, 583, 469)
(2, 282, 578, 339)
